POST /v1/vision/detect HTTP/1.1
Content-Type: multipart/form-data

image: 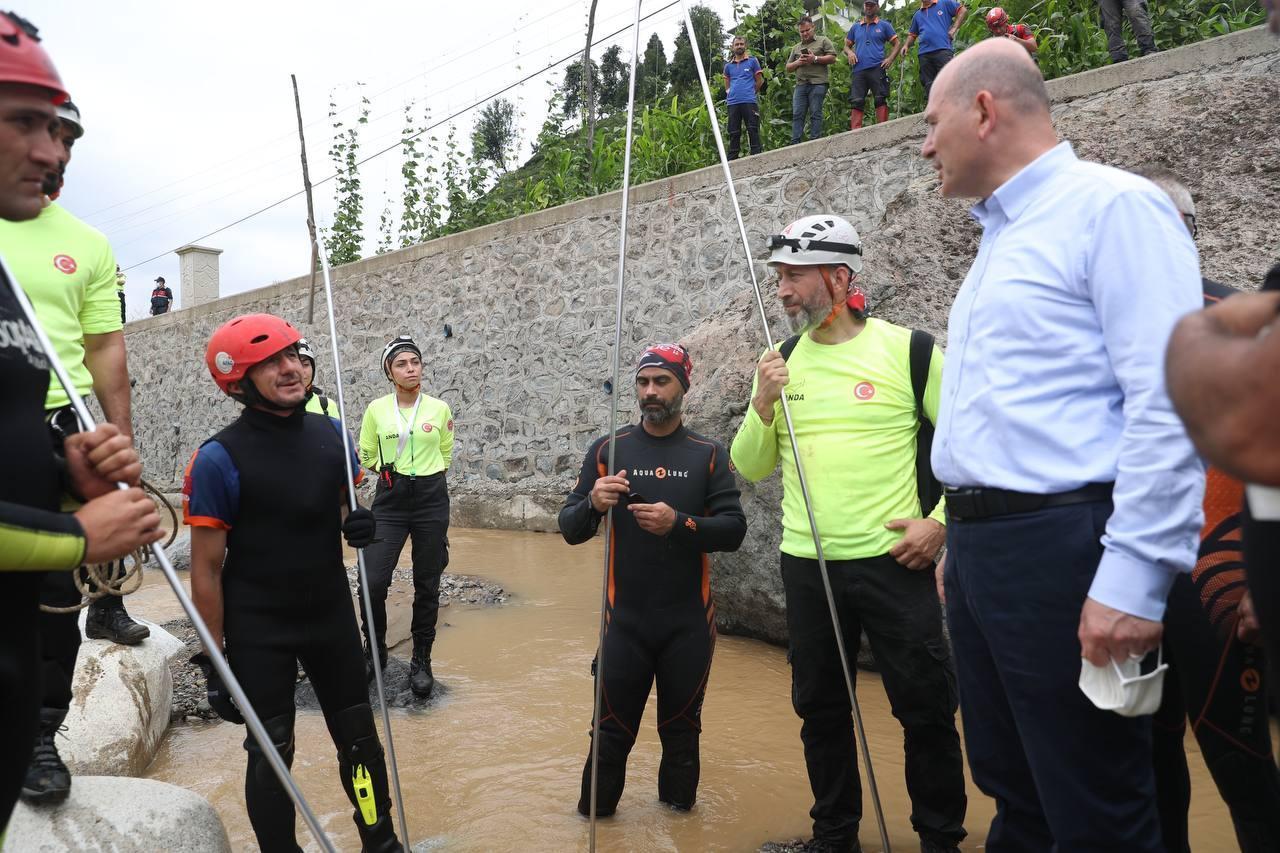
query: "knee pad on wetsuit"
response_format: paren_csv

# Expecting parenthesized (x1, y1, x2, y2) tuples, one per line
(243, 713, 300, 853)
(657, 727, 701, 810)
(334, 703, 391, 827)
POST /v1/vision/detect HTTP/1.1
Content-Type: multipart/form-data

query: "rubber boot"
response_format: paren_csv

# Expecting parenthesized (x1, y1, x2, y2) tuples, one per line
(335, 704, 402, 853)
(875, 105, 889, 124)
(409, 638, 434, 699)
(850, 108, 864, 130)
(21, 708, 71, 803)
(85, 594, 149, 645)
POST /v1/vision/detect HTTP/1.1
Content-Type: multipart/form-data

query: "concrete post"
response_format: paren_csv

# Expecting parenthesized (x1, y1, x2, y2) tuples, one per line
(175, 244, 222, 308)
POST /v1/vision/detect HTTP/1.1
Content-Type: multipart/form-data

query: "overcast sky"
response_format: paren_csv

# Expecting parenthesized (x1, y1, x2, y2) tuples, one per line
(38, 0, 744, 319)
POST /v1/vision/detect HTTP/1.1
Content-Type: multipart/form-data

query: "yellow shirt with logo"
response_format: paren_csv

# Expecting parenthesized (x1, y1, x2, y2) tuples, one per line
(0, 203, 121, 410)
(358, 391, 454, 476)
(730, 318, 945, 560)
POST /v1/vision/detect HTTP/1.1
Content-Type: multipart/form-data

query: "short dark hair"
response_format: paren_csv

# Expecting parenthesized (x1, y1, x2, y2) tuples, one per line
(799, 15, 814, 25)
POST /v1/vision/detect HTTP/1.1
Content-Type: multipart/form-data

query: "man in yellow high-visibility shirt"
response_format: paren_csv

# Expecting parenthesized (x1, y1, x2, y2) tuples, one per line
(730, 214, 967, 853)
(358, 334, 454, 699)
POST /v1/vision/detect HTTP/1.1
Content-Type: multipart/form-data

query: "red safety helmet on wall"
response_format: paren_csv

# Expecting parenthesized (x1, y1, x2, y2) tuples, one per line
(0, 12, 68, 104)
(205, 313, 302, 394)
(986, 7, 1009, 30)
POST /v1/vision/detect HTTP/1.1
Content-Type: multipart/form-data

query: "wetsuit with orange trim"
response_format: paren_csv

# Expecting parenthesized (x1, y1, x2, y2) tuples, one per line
(558, 422, 746, 815)
(1154, 278, 1280, 853)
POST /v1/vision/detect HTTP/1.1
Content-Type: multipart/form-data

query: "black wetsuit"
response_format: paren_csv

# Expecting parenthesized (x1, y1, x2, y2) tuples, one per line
(558, 422, 746, 814)
(184, 408, 398, 852)
(0, 267, 67, 829)
(1154, 279, 1280, 852)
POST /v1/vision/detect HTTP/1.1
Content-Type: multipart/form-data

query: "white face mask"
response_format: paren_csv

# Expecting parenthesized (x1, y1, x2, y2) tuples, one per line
(1078, 649, 1168, 717)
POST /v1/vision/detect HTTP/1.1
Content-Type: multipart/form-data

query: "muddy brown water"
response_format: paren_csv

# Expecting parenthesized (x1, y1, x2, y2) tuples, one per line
(142, 528, 1240, 851)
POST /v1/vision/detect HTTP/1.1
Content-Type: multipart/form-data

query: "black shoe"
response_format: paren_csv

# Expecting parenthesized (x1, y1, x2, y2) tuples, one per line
(801, 839, 861, 853)
(21, 709, 72, 803)
(409, 642, 434, 698)
(85, 599, 150, 645)
(354, 814, 401, 853)
(920, 840, 960, 853)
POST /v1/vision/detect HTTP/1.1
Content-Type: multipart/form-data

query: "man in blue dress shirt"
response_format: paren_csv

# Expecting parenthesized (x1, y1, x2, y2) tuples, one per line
(922, 40, 1204, 851)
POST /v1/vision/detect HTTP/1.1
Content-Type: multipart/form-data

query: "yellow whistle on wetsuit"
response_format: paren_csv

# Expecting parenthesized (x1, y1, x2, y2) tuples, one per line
(352, 764, 377, 825)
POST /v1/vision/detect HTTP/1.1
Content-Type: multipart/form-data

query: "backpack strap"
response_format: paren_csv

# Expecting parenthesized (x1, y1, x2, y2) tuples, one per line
(909, 329, 934, 424)
(779, 334, 802, 361)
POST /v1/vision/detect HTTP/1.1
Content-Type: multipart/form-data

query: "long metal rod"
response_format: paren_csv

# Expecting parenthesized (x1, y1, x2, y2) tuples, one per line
(674, 3, 891, 850)
(315, 239, 413, 851)
(0, 256, 337, 853)
(291, 74, 321, 324)
(589, 1, 644, 849)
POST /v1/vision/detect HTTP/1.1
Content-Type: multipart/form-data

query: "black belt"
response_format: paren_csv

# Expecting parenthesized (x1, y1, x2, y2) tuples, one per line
(944, 482, 1113, 521)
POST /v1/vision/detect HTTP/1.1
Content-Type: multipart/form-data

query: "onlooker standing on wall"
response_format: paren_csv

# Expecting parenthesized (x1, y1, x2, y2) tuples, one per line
(724, 36, 764, 160)
(786, 16, 838, 145)
(845, 0, 901, 129)
(922, 40, 1203, 850)
(149, 276, 172, 315)
(1098, 0, 1157, 63)
(904, 0, 967, 102)
(984, 7, 1037, 55)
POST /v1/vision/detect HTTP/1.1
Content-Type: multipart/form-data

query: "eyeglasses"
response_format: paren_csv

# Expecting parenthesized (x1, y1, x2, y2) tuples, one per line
(1182, 212, 1197, 240)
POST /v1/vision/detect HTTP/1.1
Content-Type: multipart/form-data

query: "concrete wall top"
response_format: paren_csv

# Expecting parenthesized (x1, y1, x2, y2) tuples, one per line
(123, 25, 1277, 335)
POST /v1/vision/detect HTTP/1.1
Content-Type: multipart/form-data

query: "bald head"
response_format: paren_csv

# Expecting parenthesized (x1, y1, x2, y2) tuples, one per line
(933, 38, 1049, 116)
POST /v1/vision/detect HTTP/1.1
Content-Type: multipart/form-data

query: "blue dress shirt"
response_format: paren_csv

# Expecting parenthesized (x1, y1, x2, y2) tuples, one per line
(932, 142, 1205, 621)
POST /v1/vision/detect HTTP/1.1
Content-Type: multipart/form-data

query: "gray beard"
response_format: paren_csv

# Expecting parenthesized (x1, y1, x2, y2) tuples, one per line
(785, 306, 822, 335)
(640, 397, 683, 426)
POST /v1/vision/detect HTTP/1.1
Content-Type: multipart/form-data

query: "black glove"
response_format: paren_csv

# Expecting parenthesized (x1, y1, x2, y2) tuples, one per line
(191, 651, 244, 724)
(343, 507, 376, 549)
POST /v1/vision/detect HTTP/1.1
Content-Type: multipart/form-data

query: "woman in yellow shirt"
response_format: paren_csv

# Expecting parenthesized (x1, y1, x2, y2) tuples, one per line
(358, 335, 454, 698)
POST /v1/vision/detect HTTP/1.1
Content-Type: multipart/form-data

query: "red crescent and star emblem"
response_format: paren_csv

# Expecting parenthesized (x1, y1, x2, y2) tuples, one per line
(854, 381, 876, 400)
(446, 419, 454, 431)
(422, 423, 434, 433)
(53, 254, 77, 274)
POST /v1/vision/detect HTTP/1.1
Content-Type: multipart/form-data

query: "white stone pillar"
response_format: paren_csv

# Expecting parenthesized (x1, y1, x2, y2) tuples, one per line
(176, 244, 222, 308)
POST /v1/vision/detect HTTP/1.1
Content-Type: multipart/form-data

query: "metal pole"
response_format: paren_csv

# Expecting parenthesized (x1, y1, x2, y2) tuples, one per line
(315, 231, 413, 853)
(588, 1, 644, 850)
(0, 256, 337, 853)
(674, 2, 892, 849)
(291, 74, 321, 325)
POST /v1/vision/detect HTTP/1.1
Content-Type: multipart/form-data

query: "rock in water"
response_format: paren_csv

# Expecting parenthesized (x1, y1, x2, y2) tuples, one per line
(295, 656, 451, 711)
(4, 776, 231, 852)
(62, 617, 186, 776)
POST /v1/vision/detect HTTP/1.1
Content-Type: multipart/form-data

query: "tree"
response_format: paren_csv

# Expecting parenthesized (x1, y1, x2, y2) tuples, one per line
(471, 97, 519, 173)
(325, 87, 368, 266)
(669, 5, 726, 95)
(598, 45, 629, 113)
(561, 57, 599, 120)
(634, 33, 669, 102)
(583, 0, 600, 158)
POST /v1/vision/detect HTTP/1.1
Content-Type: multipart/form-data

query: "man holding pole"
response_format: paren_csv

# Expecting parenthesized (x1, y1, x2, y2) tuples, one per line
(730, 214, 967, 853)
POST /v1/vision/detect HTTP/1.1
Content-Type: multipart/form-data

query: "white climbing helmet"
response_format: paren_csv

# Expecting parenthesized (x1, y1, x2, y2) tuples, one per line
(765, 214, 863, 274)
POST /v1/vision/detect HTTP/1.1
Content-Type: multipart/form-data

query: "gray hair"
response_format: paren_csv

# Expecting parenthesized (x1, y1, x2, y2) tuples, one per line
(1130, 165, 1196, 218)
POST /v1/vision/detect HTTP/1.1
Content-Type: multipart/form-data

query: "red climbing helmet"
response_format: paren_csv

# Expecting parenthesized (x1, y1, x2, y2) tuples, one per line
(205, 313, 302, 394)
(986, 7, 1009, 30)
(0, 12, 68, 104)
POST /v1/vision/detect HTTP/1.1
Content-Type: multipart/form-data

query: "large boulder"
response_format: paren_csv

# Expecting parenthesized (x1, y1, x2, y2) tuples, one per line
(61, 618, 186, 777)
(3, 776, 230, 852)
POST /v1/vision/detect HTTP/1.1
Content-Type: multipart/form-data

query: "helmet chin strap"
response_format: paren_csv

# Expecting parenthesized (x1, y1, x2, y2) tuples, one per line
(816, 265, 849, 330)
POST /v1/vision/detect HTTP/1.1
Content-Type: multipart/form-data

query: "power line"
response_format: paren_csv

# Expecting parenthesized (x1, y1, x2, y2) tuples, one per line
(121, 0, 683, 273)
(97, 0, 647, 238)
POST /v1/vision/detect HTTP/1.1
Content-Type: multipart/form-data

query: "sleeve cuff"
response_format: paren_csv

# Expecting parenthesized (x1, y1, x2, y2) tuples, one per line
(1086, 548, 1179, 622)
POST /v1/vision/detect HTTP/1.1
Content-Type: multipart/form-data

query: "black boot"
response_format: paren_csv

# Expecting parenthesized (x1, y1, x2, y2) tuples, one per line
(409, 639, 434, 698)
(364, 642, 388, 684)
(85, 595, 150, 645)
(22, 708, 72, 803)
(335, 704, 402, 853)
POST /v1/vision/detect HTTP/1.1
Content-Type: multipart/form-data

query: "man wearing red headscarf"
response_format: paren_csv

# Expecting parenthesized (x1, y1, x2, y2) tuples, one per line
(559, 343, 747, 818)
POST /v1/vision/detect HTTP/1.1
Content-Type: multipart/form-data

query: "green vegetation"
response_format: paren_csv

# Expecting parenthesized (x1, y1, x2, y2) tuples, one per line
(326, 0, 1265, 260)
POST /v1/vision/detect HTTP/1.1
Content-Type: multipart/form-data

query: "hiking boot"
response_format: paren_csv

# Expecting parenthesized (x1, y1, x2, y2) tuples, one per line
(801, 839, 861, 853)
(85, 597, 149, 645)
(354, 814, 402, 853)
(22, 709, 71, 803)
(409, 640, 434, 699)
(364, 643, 388, 683)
